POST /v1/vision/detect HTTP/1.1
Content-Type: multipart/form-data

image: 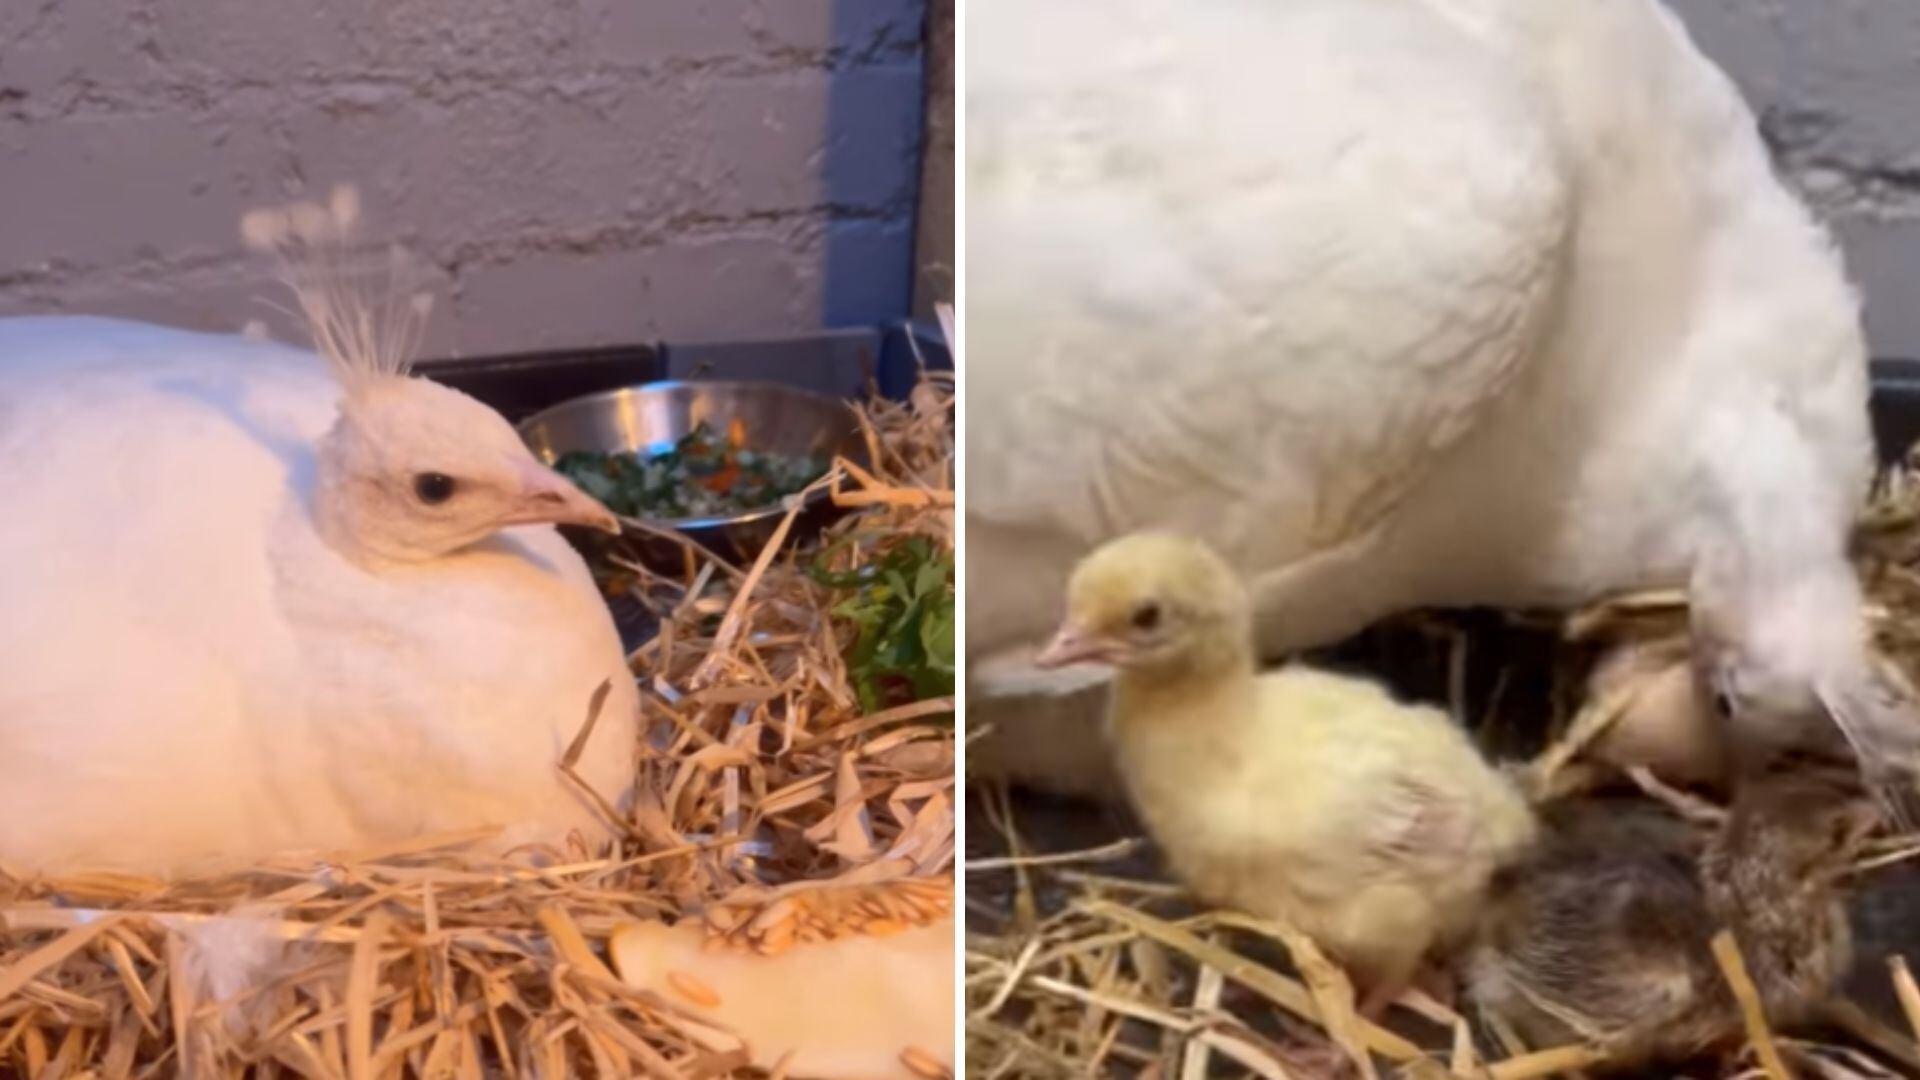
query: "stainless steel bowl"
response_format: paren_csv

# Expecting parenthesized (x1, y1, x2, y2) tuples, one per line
(516, 380, 866, 567)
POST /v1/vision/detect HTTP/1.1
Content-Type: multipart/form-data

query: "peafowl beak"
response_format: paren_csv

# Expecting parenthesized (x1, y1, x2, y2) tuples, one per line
(1034, 621, 1122, 669)
(503, 463, 622, 534)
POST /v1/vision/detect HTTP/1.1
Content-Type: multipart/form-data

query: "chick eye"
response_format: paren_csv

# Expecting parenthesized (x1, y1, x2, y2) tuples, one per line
(413, 472, 458, 505)
(1712, 690, 1735, 719)
(1131, 602, 1163, 632)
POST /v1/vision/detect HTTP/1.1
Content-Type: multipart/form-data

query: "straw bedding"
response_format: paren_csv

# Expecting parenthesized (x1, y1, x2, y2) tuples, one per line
(965, 454, 1920, 1080)
(0, 374, 955, 1079)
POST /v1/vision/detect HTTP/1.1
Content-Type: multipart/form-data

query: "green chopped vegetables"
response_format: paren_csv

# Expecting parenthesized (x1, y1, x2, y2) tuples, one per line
(554, 414, 951, 719)
(554, 418, 829, 521)
(810, 535, 956, 716)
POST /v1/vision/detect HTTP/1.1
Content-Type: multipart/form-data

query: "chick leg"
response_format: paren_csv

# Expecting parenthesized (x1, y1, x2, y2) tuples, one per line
(1354, 950, 1423, 1021)
(1356, 966, 1459, 1022)
(1357, 974, 1412, 1022)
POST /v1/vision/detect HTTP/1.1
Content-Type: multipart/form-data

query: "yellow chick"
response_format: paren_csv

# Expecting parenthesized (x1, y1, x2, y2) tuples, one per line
(1036, 533, 1537, 1014)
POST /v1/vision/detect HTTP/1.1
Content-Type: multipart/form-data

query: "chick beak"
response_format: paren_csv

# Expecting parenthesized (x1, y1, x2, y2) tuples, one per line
(1034, 622, 1121, 669)
(502, 462, 622, 534)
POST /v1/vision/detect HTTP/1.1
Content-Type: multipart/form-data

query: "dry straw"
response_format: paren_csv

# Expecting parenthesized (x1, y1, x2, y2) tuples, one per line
(0, 365, 955, 1076)
(966, 453, 1920, 1079)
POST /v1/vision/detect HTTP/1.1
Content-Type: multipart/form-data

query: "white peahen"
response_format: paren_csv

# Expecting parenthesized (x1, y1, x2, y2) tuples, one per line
(0, 192, 640, 874)
(967, 0, 1920, 805)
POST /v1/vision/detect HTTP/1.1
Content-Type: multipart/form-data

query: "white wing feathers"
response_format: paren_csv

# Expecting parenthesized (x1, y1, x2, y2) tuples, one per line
(967, 0, 1573, 660)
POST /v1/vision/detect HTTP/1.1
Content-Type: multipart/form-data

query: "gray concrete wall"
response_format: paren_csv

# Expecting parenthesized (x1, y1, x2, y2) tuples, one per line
(0, 0, 928, 357)
(1669, 0, 1920, 359)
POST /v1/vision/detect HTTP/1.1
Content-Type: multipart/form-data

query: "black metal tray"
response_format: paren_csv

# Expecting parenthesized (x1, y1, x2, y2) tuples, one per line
(414, 345, 663, 425)
(415, 319, 952, 421)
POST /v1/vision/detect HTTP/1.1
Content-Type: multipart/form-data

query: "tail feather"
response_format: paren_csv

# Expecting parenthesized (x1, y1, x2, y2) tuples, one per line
(175, 910, 290, 1045)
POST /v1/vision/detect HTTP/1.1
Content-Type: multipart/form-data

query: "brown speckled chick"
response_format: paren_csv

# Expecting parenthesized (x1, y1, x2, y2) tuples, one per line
(1464, 770, 1874, 1068)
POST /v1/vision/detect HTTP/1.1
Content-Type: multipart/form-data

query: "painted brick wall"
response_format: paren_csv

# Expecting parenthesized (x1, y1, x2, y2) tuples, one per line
(0, 0, 927, 357)
(1670, 0, 1920, 358)
(910, 0, 951, 322)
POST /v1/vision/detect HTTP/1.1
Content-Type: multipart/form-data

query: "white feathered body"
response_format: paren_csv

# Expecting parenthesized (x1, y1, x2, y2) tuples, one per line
(0, 317, 639, 873)
(968, 0, 1868, 712)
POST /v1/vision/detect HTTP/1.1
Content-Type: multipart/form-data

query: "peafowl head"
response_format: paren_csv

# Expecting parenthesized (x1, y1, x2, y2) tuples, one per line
(242, 187, 618, 563)
(1691, 532, 1920, 825)
(314, 374, 618, 561)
